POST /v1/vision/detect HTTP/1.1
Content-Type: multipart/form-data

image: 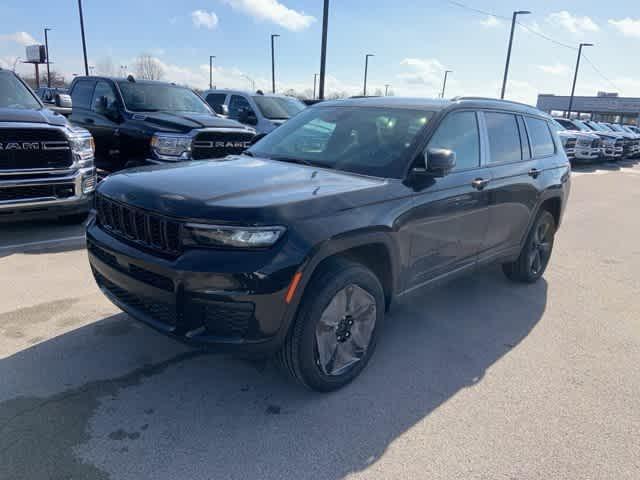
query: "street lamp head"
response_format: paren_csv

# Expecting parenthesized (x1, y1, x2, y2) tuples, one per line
(515, 10, 531, 15)
(272, 34, 280, 38)
(366, 53, 375, 58)
(581, 43, 594, 47)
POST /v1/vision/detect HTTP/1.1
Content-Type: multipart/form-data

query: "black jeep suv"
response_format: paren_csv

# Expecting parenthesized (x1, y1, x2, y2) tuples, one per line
(68, 76, 255, 172)
(87, 97, 571, 391)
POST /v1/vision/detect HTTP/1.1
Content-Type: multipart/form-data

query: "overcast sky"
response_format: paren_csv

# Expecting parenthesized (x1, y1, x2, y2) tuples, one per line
(1, 0, 639, 103)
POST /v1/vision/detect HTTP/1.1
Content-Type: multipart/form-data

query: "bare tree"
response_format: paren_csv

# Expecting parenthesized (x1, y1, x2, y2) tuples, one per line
(134, 54, 164, 80)
(96, 56, 117, 76)
(22, 70, 67, 89)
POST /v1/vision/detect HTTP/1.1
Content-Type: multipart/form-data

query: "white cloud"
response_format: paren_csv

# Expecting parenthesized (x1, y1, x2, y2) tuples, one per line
(191, 10, 219, 29)
(222, 0, 315, 31)
(480, 16, 502, 28)
(0, 31, 37, 46)
(398, 58, 446, 91)
(546, 11, 599, 34)
(608, 18, 640, 38)
(537, 63, 571, 76)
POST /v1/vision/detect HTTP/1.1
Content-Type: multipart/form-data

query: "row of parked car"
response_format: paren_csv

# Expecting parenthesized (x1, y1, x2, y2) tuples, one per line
(553, 117, 640, 163)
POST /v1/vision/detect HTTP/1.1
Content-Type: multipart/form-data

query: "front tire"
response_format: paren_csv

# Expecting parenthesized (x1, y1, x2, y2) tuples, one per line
(279, 258, 385, 392)
(503, 210, 556, 283)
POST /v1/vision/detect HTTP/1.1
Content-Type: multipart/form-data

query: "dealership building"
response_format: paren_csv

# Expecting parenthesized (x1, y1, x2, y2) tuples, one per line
(536, 93, 640, 125)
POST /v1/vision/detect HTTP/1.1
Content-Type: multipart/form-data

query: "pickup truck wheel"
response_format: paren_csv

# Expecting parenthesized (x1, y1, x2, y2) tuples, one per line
(279, 258, 384, 392)
(503, 210, 555, 283)
(57, 213, 89, 225)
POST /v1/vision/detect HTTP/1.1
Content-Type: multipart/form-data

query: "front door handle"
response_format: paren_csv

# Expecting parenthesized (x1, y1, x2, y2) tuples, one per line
(85, 118, 95, 124)
(528, 168, 541, 178)
(471, 178, 490, 190)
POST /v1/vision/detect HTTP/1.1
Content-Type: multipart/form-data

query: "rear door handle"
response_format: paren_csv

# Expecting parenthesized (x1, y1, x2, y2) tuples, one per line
(528, 168, 541, 178)
(471, 178, 490, 190)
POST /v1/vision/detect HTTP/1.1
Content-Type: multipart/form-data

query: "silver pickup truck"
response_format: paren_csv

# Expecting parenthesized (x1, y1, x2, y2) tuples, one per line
(0, 69, 95, 223)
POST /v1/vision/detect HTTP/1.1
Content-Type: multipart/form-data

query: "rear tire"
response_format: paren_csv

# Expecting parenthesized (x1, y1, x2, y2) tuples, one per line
(279, 258, 385, 392)
(503, 210, 556, 283)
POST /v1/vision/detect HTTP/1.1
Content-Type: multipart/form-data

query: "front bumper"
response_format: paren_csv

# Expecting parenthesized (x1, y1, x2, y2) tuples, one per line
(0, 167, 95, 221)
(86, 220, 300, 354)
(574, 147, 602, 162)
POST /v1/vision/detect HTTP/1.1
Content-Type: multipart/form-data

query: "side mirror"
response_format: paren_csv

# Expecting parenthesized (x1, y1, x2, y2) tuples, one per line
(249, 132, 267, 145)
(422, 148, 456, 177)
(55, 93, 72, 108)
(239, 108, 258, 126)
(212, 104, 229, 116)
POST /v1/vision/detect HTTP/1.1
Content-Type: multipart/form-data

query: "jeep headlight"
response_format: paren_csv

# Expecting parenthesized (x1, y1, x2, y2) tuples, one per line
(182, 224, 286, 248)
(68, 130, 95, 167)
(150, 133, 193, 161)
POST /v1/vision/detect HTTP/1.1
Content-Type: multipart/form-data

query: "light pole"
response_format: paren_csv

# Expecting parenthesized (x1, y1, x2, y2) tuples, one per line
(120, 65, 127, 76)
(77, 0, 89, 76)
(89, 65, 95, 75)
(313, 73, 319, 99)
(500, 10, 531, 99)
(271, 34, 280, 93)
(385, 84, 391, 96)
(441, 70, 452, 98)
(567, 43, 593, 119)
(363, 53, 374, 96)
(12, 57, 22, 72)
(44, 28, 52, 87)
(209, 55, 216, 90)
(318, 0, 330, 100)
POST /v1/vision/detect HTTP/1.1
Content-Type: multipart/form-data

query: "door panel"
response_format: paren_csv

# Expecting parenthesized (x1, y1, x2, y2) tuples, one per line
(406, 169, 491, 286)
(403, 110, 490, 288)
(481, 112, 543, 257)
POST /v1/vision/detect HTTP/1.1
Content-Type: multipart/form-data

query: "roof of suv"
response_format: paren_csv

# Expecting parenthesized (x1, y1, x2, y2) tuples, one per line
(71, 76, 188, 87)
(319, 96, 550, 117)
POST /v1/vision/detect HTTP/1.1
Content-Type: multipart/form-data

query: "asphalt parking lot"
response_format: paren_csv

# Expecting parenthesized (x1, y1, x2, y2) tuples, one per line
(1, 160, 639, 480)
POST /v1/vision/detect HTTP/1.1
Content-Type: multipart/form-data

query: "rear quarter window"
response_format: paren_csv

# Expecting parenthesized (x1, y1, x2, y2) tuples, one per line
(525, 117, 555, 157)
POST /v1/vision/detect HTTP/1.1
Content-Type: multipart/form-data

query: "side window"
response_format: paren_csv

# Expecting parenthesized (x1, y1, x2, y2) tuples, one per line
(70, 80, 96, 109)
(228, 95, 253, 120)
(524, 117, 555, 157)
(427, 111, 480, 171)
(517, 116, 531, 160)
(484, 112, 522, 164)
(205, 93, 227, 107)
(91, 81, 118, 115)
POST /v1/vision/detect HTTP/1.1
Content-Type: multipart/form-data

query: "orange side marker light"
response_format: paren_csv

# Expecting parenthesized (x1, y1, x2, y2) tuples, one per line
(285, 272, 303, 304)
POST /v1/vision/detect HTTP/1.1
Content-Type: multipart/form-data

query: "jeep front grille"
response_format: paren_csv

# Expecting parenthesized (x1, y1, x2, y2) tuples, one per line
(96, 194, 182, 256)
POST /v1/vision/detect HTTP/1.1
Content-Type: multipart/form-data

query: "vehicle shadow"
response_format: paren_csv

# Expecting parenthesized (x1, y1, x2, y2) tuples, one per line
(0, 266, 547, 480)
(0, 218, 86, 258)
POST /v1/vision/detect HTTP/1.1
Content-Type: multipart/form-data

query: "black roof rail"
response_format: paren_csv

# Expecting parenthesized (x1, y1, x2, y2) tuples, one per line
(451, 96, 534, 108)
(127, 74, 136, 83)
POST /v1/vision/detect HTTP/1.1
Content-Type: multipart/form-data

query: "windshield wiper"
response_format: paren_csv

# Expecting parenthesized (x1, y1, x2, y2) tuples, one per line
(268, 155, 314, 167)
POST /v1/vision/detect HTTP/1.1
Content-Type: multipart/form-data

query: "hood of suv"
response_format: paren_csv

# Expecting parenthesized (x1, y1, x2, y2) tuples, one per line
(0, 107, 68, 126)
(127, 111, 251, 133)
(97, 156, 388, 223)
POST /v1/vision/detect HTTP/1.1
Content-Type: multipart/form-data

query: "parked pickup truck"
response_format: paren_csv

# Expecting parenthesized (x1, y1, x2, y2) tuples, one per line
(68, 76, 256, 172)
(0, 68, 95, 223)
(202, 89, 306, 135)
(552, 118, 602, 163)
(554, 118, 623, 161)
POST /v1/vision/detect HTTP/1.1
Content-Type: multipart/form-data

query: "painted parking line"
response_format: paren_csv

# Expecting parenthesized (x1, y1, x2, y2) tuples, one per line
(0, 235, 86, 252)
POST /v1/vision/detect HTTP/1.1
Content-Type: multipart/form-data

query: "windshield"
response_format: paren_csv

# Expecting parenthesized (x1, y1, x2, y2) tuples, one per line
(609, 124, 625, 132)
(570, 119, 592, 132)
(0, 73, 41, 110)
(585, 122, 607, 132)
(550, 120, 566, 132)
(118, 82, 212, 114)
(252, 95, 305, 120)
(248, 105, 435, 178)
